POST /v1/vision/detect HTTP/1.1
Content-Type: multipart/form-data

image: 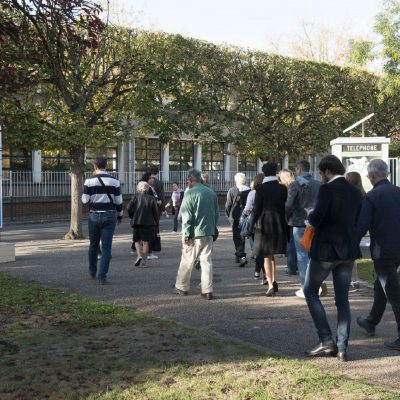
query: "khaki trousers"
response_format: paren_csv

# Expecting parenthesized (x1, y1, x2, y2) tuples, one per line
(175, 236, 214, 294)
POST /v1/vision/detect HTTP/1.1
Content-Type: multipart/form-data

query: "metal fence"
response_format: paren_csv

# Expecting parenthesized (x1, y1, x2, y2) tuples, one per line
(4, 160, 400, 200)
(1, 170, 258, 199)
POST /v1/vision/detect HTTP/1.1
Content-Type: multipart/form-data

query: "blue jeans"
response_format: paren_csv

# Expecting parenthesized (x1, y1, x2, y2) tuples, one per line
(286, 227, 297, 275)
(88, 212, 117, 281)
(304, 259, 353, 352)
(367, 258, 400, 338)
(293, 227, 309, 287)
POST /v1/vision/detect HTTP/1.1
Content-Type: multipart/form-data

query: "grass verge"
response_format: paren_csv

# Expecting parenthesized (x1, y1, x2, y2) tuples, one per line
(357, 259, 375, 284)
(0, 272, 397, 400)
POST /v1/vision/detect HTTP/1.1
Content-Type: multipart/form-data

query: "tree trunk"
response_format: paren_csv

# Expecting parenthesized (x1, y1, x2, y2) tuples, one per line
(64, 147, 86, 239)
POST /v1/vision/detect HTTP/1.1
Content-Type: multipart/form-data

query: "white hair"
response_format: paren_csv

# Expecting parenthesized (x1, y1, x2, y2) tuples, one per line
(137, 181, 150, 193)
(234, 172, 246, 186)
(368, 159, 389, 178)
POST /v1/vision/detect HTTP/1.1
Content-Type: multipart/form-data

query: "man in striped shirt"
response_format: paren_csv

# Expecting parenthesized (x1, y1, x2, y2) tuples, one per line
(82, 156, 123, 285)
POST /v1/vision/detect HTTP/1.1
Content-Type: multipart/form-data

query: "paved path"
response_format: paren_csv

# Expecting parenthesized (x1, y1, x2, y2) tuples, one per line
(1, 218, 400, 393)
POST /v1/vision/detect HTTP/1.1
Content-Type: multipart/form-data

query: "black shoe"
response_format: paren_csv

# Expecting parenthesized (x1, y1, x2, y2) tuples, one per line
(265, 287, 275, 297)
(337, 351, 348, 362)
(134, 257, 142, 267)
(89, 273, 96, 279)
(239, 256, 248, 267)
(201, 292, 213, 300)
(171, 287, 188, 296)
(356, 316, 375, 336)
(305, 342, 338, 357)
(99, 279, 107, 285)
(384, 338, 400, 351)
(273, 281, 279, 292)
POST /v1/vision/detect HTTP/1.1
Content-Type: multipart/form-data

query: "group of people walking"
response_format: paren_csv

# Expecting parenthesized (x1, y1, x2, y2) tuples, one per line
(82, 155, 400, 361)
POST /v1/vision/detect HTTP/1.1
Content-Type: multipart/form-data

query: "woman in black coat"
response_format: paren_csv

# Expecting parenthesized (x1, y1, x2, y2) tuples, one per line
(127, 181, 159, 267)
(247, 162, 288, 296)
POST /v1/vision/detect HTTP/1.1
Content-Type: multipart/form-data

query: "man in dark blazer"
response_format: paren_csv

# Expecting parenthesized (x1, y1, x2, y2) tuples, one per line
(304, 155, 362, 362)
(356, 159, 400, 352)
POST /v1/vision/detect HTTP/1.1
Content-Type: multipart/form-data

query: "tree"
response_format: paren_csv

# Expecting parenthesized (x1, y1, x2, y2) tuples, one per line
(375, 0, 400, 95)
(2, 0, 153, 239)
(347, 39, 375, 68)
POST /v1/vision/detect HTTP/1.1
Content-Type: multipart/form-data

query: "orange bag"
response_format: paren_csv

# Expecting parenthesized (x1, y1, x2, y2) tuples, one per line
(300, 226, 315, 252)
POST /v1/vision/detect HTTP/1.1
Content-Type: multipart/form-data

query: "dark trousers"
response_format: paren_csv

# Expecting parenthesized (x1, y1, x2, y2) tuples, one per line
(173, 206, 180, 232)
(367, 258, 400, 338)
(231, 219, 246, 258)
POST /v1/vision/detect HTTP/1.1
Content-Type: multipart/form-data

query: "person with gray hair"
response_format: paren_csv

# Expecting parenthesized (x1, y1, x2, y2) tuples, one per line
(172, 168, 219, 300)
(225, 172, 251, 266)
(356, 159, 400, 352)
(127, 181, 160, 267)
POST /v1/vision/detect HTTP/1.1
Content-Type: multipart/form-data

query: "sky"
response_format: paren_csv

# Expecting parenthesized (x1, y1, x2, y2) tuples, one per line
(113, 0, 383, 52)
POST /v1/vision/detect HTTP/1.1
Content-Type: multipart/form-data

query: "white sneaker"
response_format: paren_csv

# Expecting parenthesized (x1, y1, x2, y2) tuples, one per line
(130, 250, 135, 255)
(147, 254, 159, 260)
(295, 288, 305, 298)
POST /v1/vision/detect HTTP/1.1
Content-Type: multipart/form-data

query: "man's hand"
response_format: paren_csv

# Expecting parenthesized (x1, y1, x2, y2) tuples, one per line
(242, 230, 252, 238)
(182, 237, 193, 247)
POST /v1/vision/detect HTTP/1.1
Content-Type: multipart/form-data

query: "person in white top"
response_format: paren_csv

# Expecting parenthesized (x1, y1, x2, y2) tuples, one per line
(166, 182, 183, 233)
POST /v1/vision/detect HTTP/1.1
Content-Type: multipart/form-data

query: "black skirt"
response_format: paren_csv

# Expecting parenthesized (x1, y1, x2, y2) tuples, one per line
(253, 210, 287, 257)
(132, 225, 156, 243)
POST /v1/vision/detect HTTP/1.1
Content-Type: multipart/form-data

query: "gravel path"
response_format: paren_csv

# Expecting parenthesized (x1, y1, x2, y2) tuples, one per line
(1, 218, 400, 393)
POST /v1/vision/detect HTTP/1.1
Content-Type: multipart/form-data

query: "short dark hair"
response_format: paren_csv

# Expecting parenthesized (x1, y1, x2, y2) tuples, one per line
(262, 162, 277, 177)
(93, 156, 107, 170)
(140, 172, 152, 183)
(149, 166, 159, 175)
(296, 160, 310, 172)
(318, 155, 345, 175)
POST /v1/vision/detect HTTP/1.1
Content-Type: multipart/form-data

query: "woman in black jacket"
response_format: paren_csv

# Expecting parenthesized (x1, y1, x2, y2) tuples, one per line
(127, 181, 160, 267)
(247, 162, 288, 296)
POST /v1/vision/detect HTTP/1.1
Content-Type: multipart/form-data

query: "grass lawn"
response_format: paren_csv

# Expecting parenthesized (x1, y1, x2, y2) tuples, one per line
(0, 271, 397, 400)
(357, 259, 375, 284)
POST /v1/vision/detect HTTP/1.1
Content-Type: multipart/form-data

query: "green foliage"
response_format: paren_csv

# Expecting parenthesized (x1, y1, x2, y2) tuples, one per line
(375, 0, 400, 95)
(347, 39, 375, 67)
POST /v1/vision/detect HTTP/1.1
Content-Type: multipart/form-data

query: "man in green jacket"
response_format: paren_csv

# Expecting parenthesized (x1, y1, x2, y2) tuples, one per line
(172, 168, 219, 300)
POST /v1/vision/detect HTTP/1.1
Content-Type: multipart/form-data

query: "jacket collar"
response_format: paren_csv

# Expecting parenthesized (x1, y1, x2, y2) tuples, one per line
(373, 178, 390, 188)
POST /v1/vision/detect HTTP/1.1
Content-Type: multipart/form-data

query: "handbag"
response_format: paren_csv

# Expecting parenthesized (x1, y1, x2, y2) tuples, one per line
(152, 233, 162, 252)
(300, 226, 315, 252)
(213, 227, 219, 242)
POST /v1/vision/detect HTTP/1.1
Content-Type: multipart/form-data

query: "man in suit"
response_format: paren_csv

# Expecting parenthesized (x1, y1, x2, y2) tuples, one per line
(304, 155, 362, 362)
(356, 159, 400, 351)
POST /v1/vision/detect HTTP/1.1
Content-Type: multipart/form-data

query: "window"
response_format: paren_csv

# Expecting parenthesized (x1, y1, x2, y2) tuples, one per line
(169, 141, 194, 171)
(238, 155, 257, 171)
(42, 150, 71, 171)
(2, 145, 32, 170)
(86, 146, 118, 171)
(201, 142, 224, 171)
(135, 138, 161, 172)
